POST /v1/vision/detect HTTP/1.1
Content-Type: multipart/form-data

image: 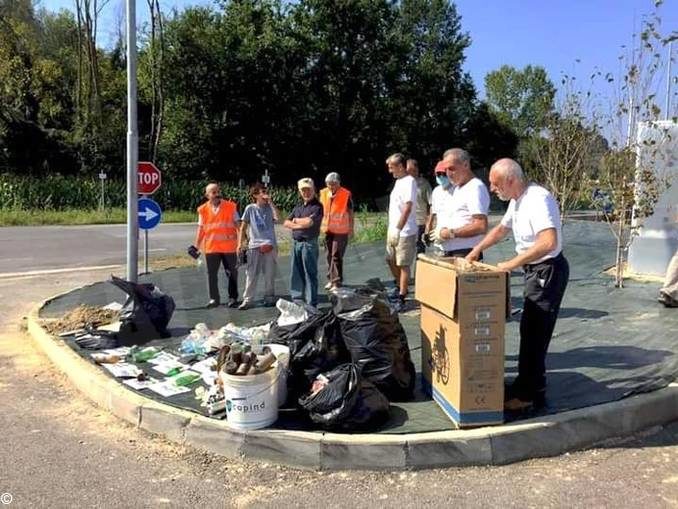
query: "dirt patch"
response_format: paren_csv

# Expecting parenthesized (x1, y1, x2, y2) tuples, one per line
(42, 304, 119, 335)
(603, 263, 664, 283)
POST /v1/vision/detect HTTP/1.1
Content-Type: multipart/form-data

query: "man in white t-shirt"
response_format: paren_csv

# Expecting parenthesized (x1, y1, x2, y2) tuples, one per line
(467, 158, 570, 412)
(430, 148, 489, 257)
(385, 152, 418, 311)
(425, 160, 454, 244)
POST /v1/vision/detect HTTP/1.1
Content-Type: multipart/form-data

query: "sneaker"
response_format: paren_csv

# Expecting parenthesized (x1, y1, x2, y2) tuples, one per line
(238, 300, 253, 310)
(226, 298, 237, 308)
(324, 281, 333, 290)
(205, 299, 220, 309)
(658, 292, 678, 308)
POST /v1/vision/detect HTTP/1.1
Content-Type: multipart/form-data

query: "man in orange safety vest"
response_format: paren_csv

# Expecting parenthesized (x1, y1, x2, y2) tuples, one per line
(319, 172, 354, 290)
(193, 182, 241, 308)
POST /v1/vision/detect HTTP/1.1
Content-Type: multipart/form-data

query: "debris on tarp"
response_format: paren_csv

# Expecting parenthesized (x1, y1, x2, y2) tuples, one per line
(42, 305, 119, 335)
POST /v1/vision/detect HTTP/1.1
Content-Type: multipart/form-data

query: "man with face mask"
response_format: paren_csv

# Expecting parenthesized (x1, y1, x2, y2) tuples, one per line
(466, 158, 569, 412)
(430, 148, 489, 258)
(425, 160, 454, 248)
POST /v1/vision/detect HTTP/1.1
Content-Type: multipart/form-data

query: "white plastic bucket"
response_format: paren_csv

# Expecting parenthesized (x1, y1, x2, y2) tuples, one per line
(266, 344, 290, 406)
(221, 367, 279, 430)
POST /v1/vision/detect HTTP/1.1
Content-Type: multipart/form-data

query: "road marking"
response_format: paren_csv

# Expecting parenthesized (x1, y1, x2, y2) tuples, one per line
(0, 264, 123, 279)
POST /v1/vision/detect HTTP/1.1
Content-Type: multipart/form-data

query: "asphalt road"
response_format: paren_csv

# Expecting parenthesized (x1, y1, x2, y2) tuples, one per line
(0, 226, 677, 508)
(0, 224, 195, 275)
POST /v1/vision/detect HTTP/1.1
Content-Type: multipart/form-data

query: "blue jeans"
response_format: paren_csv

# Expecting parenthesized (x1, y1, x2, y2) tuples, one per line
(290, 239, 319, 306)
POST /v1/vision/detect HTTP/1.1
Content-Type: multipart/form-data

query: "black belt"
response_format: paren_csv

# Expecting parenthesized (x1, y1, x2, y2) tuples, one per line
(524, 252, 565, 272)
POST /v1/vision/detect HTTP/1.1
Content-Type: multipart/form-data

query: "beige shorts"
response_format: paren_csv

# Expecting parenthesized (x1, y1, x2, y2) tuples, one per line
(385, 235, 417, 267)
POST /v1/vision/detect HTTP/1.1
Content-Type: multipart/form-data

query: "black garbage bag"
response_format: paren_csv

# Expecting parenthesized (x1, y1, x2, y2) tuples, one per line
(73, 328, 119, 350)
(111, 276, 175, 344)
(332, 288, 416, 401)
(270, 308, 350, 403)
(299, 363, 389, 431)
(292, 313, 350, 385)
(268, 304, 328, 354)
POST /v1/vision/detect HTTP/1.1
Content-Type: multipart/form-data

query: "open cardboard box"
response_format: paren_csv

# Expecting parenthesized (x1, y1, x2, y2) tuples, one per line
(415, 254, 509, 427)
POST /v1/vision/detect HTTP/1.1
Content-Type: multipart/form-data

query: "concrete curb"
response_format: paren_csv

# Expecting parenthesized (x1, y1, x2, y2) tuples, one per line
(27, 298, 678, 470)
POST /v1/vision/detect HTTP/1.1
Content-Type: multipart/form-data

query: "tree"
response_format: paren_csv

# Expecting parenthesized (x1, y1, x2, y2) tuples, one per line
(485, 64, 556, 138)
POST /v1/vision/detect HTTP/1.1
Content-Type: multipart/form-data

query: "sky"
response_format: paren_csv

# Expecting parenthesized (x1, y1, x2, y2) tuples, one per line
(41, 0, 677, 102)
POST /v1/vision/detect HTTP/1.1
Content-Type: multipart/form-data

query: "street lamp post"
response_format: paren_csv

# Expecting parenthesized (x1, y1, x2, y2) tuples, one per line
(126, 0, 139, 282)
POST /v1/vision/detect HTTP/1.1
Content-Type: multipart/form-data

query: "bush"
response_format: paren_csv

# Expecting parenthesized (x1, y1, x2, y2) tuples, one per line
(0, 174, 300, 212)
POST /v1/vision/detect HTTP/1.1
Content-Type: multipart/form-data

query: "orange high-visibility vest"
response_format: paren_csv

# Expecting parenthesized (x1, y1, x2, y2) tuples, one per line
(197, 200, 238, 253)
(319, 186, 352, 234)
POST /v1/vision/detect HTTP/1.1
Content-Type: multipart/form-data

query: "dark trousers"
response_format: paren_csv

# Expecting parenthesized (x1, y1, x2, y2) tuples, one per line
(515, 253, 569, 400)
(325, 232, 348, 285)
(443, 247, 483, 261)
(416, 225, 426, 254)
(205, 252, 238, 303)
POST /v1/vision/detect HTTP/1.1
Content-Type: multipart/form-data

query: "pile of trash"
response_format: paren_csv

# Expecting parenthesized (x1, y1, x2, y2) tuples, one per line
(268, 286, 416, 431)
(74, 280, 415, 433)
(69, 276, 176, 349)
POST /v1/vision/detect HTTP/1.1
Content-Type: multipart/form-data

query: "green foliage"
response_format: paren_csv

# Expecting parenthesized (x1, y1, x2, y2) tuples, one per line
(485, 65, 556, 138)
(0, 174, 300, 212)
(0, 0, 518, 197)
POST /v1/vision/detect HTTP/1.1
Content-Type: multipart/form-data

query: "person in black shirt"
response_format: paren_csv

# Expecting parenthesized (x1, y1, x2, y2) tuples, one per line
(283, 178, 324, 307)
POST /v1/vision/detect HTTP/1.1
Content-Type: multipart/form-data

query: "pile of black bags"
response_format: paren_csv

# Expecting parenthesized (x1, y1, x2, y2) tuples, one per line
(267, 286, 415, 431)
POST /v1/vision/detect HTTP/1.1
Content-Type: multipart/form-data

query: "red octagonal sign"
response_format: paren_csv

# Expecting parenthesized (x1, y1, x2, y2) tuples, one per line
(138, 161, 162, 195)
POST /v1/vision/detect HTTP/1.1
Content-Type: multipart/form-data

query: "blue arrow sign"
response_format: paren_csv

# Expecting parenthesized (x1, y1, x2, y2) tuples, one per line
(138, 197, 162, 230)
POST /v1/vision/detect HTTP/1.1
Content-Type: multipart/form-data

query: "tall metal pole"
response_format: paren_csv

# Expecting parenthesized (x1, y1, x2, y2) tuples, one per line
(126, 0, 139, 282)
(666, 41, 673, 121)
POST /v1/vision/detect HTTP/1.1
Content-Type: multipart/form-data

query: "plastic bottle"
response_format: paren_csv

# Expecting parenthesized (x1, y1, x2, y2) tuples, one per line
(250, 329, 266, 355)
(129, 346, 159, 363)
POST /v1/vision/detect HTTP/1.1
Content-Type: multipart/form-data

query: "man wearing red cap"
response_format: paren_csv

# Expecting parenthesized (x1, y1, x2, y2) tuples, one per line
(430, 148, 490, 258)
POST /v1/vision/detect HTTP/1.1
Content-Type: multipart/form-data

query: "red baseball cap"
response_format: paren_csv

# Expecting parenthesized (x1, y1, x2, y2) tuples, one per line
(434, 161, 450, 175)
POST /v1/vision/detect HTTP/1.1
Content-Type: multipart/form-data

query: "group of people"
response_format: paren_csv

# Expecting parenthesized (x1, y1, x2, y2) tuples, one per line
(192, 149, 571, 410)
(384, 149, 570, 411)
(191, 172, 353, 311)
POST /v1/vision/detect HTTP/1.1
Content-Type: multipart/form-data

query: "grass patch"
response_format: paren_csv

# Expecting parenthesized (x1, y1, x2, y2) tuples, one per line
(0, 208, 196, 226)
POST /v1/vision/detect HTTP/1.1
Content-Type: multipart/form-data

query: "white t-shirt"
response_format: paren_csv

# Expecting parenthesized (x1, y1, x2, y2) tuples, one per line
(435, 177, 490, 251)
(388, 175, 418, 236)
(500, 183, 563, 263)
(431, 184, 454, 217)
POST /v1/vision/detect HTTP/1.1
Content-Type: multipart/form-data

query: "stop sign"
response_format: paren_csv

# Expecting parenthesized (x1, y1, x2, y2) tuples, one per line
(137, 161, 162, 195)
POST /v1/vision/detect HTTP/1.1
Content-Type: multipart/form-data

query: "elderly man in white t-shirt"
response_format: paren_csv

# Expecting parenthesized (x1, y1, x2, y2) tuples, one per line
(431, 148, 489, 257)
(385, 152, 418, 312)
(467, 158, 570, 412)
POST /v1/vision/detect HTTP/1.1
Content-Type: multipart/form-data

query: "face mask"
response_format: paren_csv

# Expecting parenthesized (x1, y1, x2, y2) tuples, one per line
(435, 175, 449, 187)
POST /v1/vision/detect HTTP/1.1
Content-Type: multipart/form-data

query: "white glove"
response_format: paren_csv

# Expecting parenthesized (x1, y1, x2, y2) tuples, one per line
(387, 227, 401, 247)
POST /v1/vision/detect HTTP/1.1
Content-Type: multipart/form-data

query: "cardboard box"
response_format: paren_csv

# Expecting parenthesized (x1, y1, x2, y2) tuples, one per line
(416, 255, 508, 427)
(415, 255, 509, 322)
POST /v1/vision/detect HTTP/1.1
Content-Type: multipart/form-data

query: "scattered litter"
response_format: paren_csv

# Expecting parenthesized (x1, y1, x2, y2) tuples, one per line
(123, 377, 159, 390)
(147, 380, 191, 397)
(101, 362, 142, 378)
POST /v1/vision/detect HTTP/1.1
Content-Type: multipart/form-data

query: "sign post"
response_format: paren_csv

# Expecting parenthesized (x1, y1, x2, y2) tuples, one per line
(136, 162, 162, 274)
(98, 172, 107, 211)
